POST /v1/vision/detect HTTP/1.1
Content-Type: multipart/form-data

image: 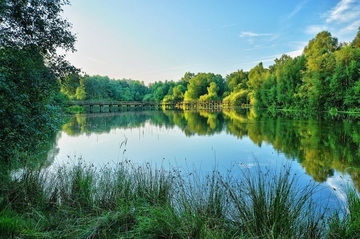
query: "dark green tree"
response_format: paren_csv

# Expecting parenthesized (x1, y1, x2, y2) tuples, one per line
(247, 62, 269, 105)
(273, 55, 306, 109)
(258, 74, 277, 108)
(0, 0, 77, 163)
(332, 45, 360, 109)
(0, 0, 77, 77)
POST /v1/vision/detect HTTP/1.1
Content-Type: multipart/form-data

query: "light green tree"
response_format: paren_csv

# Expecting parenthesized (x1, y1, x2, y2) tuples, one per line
(199, 82, 220, 101)
(299, 31, 338, 110)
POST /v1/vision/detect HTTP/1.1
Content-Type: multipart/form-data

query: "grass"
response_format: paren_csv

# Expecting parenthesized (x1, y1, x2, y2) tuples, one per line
(326, 187, 360, 239)
(0, 159, 359, 238)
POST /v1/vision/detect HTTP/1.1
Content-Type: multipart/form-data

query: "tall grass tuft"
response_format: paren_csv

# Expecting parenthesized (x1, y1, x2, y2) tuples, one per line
(131, 161, 174, 207)
(1, 158, 357, 238)
(3, 169, 48, 212)
(224, 163, 326, 239)
(171, 166, 234, 238)
(327, 187, 360, 238)
(45, 158, 96, 214)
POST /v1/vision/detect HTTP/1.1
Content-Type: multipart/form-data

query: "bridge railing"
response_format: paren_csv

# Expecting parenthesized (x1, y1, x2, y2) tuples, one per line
(67, 100, 225, 106)
(67, 100, 154, 106)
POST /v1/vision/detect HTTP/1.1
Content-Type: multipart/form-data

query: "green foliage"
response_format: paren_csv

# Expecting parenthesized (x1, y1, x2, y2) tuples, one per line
(352, 27, 360, 48)
(75, 78, 87, 100)
(67, 75, 150, 101)
(327, 188, 360, 238)
(147, 80, 176, 102)
(172, 84, 186, 101)
(225, 69, 248, 94)
(223, 89, 248, 105)
(1, 0, 75, 52)
(303, 31, 338, 73)
(274, 55, 306, 109)
(296, 31, 337, 111)
(58, 27, 360, 111)
(0, 47, 64, 163)
(180, 71, 195, 87)
(199, 82, 220, 101)
(61, 74, 81, 99)
(247, 62, 267, 90)
(184, 73, 225, 101)
(347, 189, 360, 233)
(225, 163, 324, 238)
(0, 0, 78, 78)
(247, 63, 270, 105)
(65, 106, 84, 114)
(0, 210, 24, 239)
(257, 74, 277, 108)
(0, 0, 77, 164)
(245, 29, 360, 112)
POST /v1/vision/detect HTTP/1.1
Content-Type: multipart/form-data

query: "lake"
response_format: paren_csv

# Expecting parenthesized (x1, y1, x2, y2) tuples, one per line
(48, 108, 360, 208)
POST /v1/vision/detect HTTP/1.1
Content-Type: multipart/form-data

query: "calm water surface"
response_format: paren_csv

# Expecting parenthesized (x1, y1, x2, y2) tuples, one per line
(50, 109, 360, 207)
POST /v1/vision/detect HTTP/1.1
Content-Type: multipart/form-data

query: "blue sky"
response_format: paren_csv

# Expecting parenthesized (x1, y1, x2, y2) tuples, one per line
(62, 0, 360, 84)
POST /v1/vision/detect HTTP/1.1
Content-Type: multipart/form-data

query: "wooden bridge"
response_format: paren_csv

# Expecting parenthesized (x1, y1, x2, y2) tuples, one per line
(67, 100, 231, 112)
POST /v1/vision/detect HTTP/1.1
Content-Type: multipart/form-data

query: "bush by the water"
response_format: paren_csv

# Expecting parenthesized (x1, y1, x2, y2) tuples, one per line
(0, 159, 359, 239)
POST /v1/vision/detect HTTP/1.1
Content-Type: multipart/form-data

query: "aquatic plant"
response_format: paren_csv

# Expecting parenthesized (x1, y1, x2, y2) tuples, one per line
(0, 159, 358, 238)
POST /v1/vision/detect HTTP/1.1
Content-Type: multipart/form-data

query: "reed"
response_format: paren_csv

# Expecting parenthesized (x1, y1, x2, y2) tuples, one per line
(223, 163, 327, 238)
(0, 159, 358, 238)
(327, 187, 360, 239)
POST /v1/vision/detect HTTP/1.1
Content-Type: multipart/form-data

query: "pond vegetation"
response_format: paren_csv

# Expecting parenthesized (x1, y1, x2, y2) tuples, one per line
(1, 159, 360, 238)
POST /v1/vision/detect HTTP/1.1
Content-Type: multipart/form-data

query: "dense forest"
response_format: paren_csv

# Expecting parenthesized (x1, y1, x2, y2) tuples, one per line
(62, 29, 360, 113)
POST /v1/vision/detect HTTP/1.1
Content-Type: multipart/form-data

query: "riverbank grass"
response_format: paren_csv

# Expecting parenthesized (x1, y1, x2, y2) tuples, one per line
(0, 159, 359, 238)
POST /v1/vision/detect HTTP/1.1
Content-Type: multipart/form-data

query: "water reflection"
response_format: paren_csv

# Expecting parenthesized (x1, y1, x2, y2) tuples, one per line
(57, 109, 360, 193)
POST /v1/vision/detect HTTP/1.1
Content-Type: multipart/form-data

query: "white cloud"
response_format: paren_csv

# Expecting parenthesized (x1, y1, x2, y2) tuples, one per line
(85, 56, 109, 65)
(285, 41, 308, 57)
(325, 0, 360, 23)
(338, 19, 360, 35)
(303, 0, 360, 41)
(287, 0, 309, 20)
(239, 31, 272, 38)
(304, 25, 328, 35)
(285, 49, 303, 58)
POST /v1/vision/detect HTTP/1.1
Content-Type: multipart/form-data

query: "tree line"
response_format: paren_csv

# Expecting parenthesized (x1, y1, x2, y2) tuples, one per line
(62, 29, 360, 113)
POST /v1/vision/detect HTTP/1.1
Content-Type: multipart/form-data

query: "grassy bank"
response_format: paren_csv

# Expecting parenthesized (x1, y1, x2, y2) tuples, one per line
(0, 159, 359, 239)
